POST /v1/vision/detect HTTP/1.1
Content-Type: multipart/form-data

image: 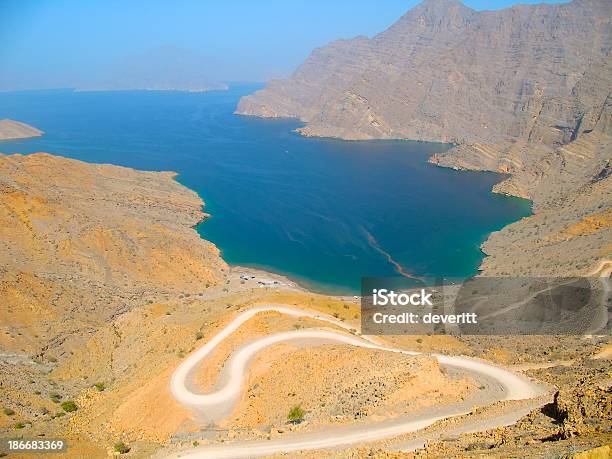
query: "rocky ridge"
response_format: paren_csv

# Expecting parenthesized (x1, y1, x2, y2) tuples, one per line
(0, 152, 226, 358)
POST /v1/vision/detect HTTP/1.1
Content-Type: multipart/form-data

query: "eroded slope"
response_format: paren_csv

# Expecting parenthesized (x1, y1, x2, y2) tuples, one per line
(0, 153, 226, 357)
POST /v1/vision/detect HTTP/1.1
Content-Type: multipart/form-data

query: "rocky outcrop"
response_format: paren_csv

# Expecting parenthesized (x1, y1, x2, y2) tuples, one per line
(0, 119, 43, 140)
(552, 386, 612, 439)
(237, 0, 612, 276)
(434, 95, 611, 276)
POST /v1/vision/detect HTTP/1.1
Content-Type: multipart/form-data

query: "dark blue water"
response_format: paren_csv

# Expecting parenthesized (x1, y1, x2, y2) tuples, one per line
(0, 86, 531, 294)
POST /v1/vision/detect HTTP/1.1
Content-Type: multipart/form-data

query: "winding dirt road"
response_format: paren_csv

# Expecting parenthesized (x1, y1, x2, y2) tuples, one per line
(167, 305, 545, 458)
(163, 260, 610, 457)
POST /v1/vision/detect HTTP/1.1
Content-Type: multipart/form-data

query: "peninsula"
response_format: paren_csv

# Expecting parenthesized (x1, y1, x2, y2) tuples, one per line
(0, 119, 43, 140)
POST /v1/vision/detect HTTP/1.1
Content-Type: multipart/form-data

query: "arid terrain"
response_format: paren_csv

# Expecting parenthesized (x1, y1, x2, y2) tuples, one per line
(0, 153, 227, 456)
(0, 0, 610, 457)
(0, 153, 609, 458)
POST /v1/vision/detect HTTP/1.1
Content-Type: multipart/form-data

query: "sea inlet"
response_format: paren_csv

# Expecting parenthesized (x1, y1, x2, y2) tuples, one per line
(0, 85, 531, 294)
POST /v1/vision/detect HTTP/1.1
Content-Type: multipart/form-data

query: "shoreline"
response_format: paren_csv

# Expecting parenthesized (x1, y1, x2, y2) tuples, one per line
(225, 111, 539, 280)
(184, 160, 529, 297)
(227, 265, 361, 303)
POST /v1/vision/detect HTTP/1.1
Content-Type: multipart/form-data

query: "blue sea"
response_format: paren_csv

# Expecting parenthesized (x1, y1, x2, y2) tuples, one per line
(0, 85, 531, 294)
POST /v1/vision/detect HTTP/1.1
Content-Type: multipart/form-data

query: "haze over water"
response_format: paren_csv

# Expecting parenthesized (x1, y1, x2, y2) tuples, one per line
(0, 86, 531, 293)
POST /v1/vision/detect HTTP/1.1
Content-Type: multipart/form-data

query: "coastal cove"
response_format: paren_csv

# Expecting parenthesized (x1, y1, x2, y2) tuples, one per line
(0, 85, 531, 294)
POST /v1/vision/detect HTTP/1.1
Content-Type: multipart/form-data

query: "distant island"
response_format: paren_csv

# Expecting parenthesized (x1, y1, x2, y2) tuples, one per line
(76, 83, 229, 93)
(0, 119, 44, 140)
(77, 45, 228, 94)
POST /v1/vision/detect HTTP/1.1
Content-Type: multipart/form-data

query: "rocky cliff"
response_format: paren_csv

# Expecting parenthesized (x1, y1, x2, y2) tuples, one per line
(0, 119, 43, 140)
(237, 0, 610, 145)
(237, 0, 612, 276)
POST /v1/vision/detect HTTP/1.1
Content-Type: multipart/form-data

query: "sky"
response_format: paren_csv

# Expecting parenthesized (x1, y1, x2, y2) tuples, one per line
(0, 0, 568, 90)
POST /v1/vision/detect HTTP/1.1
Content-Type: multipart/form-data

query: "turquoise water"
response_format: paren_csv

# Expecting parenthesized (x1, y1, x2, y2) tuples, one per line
(0, 86, 531, 294)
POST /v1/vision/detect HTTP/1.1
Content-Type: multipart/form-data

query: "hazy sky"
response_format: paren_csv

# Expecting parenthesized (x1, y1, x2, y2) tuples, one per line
(0, 0, 568, 90)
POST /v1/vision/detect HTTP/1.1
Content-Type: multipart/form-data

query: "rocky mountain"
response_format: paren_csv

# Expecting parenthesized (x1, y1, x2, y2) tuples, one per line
(237, 0, 611, 277)
(0, 119, 43, 140)
(237, 0, 610, 144)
